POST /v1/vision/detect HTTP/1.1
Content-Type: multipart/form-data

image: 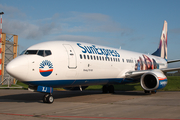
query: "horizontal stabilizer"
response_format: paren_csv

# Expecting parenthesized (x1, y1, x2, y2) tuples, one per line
(167, 59, 180, 63)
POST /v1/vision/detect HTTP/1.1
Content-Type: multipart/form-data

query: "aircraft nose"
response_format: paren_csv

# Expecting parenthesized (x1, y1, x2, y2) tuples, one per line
(6, 56, 28, 81)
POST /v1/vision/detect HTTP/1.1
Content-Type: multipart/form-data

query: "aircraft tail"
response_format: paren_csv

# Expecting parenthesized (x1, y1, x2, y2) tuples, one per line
(152, 20, 168, 60)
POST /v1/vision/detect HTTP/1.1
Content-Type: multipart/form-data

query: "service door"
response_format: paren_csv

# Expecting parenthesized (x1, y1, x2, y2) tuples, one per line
(63, 44, 77, 69)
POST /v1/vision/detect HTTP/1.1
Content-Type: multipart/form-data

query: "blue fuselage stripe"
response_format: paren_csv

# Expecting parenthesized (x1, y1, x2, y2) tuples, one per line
(23, 78, 137, 88)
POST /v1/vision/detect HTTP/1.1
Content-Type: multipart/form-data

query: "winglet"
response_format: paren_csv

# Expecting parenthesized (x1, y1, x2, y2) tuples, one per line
(152, 21, 168, 60)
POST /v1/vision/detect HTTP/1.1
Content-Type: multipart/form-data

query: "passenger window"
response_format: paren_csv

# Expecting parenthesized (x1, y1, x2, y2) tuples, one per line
(25, 50, 38, 55)
(94, 56, 96, 60)
(102, 57, 104, 61)
(97, 56, 99, 60)
(80, 54, 82, 59)
(99, 56, 101, 60)
(90, 55, 93, 60)
(37, 50, 44, 57)
(84, 55, 86, 59)
(87, 55, 90, 59)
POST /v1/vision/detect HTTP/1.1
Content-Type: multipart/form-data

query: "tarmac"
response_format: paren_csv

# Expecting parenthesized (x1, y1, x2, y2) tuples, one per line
(0, 89, 180, 120)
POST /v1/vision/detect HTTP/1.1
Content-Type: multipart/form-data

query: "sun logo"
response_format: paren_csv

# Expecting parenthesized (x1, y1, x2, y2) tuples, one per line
(39, 60, 53, 77)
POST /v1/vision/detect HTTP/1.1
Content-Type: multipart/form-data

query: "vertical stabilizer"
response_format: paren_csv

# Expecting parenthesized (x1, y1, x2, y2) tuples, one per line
(152, 21, 168, 60)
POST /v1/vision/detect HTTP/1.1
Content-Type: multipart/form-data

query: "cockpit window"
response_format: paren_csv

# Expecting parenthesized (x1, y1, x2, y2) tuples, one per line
(24, 50, 52, 57)
(25, 50, 38, 55)
(37, 50, 44, 57)
(45, 50, 52, 56)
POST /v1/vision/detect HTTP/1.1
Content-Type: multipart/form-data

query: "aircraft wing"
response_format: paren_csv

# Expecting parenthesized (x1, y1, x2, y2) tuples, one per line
(161, 67, 180, 72)
(125, 70, 154, 78)
(125, 68, 180, 79)
(168, 59, 180, 63)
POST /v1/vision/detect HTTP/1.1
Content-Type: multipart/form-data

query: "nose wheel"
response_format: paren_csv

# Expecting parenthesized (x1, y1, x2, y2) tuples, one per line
(43, 94, 54, 103)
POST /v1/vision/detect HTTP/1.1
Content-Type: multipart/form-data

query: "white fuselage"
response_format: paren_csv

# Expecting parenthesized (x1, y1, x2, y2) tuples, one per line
(6, 41, 167, 88)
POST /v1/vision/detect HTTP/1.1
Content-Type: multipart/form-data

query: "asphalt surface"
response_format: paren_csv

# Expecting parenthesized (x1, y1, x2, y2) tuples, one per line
(0, 89, 180, 120)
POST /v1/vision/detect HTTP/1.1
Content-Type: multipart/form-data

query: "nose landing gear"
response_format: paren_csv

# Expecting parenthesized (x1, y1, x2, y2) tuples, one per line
(43, 94, 54, 103)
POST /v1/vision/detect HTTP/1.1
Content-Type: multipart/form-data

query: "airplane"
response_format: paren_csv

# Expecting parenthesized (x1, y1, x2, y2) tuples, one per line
(6, 20, 180, 103)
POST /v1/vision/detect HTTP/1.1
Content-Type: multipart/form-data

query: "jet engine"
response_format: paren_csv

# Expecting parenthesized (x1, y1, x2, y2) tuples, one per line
(140, 70, 167, 91)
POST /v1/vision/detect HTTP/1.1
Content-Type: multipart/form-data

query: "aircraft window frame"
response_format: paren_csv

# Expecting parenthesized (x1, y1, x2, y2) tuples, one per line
(36, 50, 52, 57)
(45, 50, 52, 56)
(37, 50, 44, 57)
(94, 56, 96, 60)
(99, 56, 101, 60)
(25, 50, 38, 55)
(84, 55, 86, 59)
(90, 55, 93, 60)
(80, 54, 82, 59)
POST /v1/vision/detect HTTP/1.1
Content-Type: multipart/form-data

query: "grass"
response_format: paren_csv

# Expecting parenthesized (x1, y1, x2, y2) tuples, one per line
(1, 76, 180, 91)
(163, 76, 180, 91)
(86, 76, 180, 91)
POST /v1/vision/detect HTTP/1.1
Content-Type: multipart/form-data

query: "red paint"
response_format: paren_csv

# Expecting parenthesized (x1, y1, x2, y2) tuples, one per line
(0, 113, 180, 120)
(39, 69, 53, 73)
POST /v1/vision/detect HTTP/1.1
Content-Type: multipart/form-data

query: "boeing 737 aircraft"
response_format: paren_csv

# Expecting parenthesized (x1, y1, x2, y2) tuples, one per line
(6, 21, 180, 103)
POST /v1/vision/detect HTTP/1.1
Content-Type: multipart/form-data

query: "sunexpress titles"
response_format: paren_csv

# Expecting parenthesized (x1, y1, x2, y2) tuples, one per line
(77, 43, 120, 57)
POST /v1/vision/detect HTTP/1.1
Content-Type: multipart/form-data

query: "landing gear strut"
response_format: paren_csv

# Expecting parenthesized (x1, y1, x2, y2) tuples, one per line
(102, 85, 115, 93)
(43, 94, 54, 103)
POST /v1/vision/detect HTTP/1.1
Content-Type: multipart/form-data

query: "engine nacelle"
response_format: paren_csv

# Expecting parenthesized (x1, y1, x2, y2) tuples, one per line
(140, 70, 167, 91)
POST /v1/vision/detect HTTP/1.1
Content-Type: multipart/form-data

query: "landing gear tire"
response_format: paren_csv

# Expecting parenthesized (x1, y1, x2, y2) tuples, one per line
(108, 85, 115, 93)
(144, 90, 157, 94)
(102, 85, 114, 93)
(102, 85, 108, 93)
(144, 90, 151, 94)
(43, 94, 54, 103)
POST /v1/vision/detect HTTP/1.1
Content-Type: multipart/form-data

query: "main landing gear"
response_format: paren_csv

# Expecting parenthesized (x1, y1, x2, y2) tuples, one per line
(144, 90, 157, 94)
(43, 93, 54, 103)
(102, 85, 115, 93)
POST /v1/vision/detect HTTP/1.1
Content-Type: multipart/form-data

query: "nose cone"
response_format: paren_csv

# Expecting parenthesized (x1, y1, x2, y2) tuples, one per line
(6, 56, 28, 81)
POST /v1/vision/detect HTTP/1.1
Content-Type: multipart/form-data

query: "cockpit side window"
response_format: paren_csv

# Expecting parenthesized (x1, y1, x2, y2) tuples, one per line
(37, 50, 44, 57)
(25, 50, 38, 55)
(25, 50, 52, 57)
(45, 50, 52, 56)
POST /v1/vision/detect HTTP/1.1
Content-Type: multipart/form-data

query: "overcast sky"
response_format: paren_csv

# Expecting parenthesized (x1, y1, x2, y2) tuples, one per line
(1, 0, 180, 67)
